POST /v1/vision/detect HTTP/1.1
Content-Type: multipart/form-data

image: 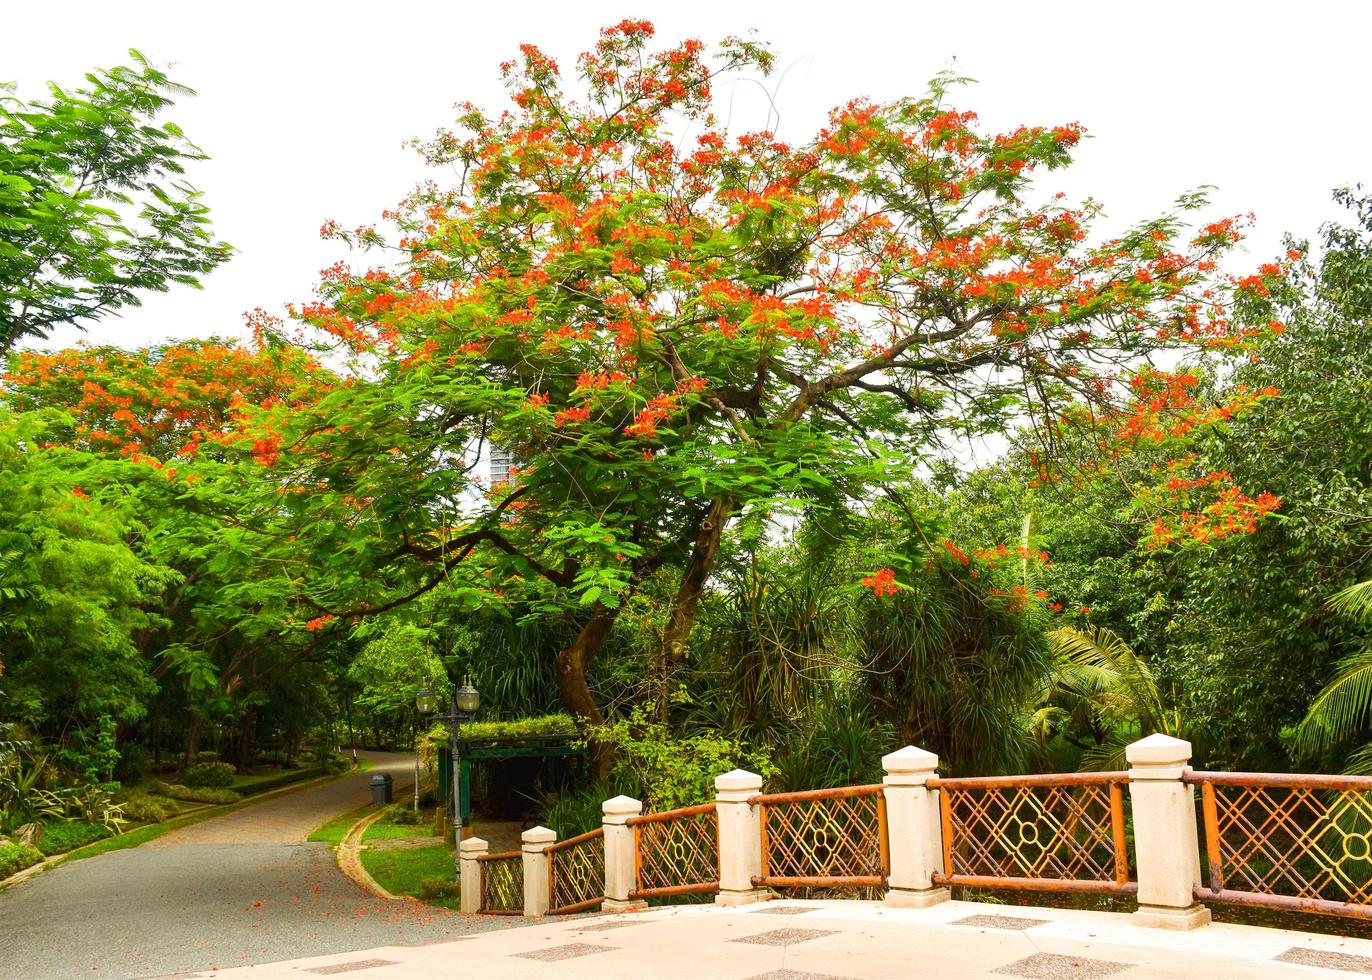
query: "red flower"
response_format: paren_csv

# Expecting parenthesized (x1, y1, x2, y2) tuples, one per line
(861, 568, 898, 597)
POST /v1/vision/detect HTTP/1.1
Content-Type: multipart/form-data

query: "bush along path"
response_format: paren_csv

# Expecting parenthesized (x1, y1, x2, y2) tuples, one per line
(0, 752, 526, 980)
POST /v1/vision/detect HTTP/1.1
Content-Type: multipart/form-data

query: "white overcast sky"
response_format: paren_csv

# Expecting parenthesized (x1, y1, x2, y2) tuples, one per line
(8, 0, 1370, 353)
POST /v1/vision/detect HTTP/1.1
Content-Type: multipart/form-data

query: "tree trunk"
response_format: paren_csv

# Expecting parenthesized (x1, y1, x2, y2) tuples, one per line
(656, 498, 736, 719)
(554, 602, 620, 782)
(235, 708, 255, 774)
(184, 714, 201, 765)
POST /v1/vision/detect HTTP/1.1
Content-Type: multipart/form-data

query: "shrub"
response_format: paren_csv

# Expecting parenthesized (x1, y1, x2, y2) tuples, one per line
(117, 793, 177, 824)
(383, 803, 424, 825)
(597, 707, 775, 811)
(541, 785, 606, 838)
(418, 875, 460, 901)
(183, 761, 235, 788)
(256, 750, 301, 768)
(231, 767, 323, 795)
(36, 819, 111, 856)
(149, 781, 241, 805)
(32, 784, 126, 831)
(194, 751, 221, 763)
(322, 753, 349, 774)
(0, 841, 43, 879)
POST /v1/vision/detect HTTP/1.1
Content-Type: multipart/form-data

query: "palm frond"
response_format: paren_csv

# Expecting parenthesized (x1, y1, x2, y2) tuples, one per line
(1294, 649, 1372, 756)
(1330, 579, 1372, 623)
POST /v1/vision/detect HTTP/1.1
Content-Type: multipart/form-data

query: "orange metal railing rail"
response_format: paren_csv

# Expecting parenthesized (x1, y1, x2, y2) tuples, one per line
(1186, 770, 1372, 920)
(928, 771, 1135, 896)
(748, 784, 888, 888)
(476, 850, 523, 914)
(546, 827, 605, 914)
(627, 801, 720, 899)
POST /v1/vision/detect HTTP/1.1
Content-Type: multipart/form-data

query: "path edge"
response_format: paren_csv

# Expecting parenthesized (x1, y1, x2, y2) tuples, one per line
(335, 788, 421, 904)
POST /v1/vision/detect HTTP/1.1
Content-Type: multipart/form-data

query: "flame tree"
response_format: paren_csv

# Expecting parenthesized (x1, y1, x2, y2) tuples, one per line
(232, 22, 1284, 757)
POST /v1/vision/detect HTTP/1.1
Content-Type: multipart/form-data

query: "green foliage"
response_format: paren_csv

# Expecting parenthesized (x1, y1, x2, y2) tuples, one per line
(448, 713, 576, 742)
(32, 783, 125, 831)
(0, 51, 231, 352)
(183, 761, 235, 787)
(113, 793, 177, 824)
(0, 725, 50, 829)
(418, 875, 461, 901)
(148, 780, 240, 805)
(1042, 626, 1181, 770)
(0, 840, 43, 879)
(768, 697, 894, 792)
(541, 785, 608, 839)
(36, 818, 111, 856)
(598, 706, 775, 811)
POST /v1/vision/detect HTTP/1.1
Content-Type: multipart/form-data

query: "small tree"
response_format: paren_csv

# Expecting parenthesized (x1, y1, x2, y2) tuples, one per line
(0, 51, 231, 353)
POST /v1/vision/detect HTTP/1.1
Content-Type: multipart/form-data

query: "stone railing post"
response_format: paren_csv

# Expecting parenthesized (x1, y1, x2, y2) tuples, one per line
(521, 825, 555, 918)
(458, 836, 487, 913)
(882, 745, 950, 908)
(1127, 733, 1210, 930)
(603, 794, 648, 912)
(714, 768, 769, 906)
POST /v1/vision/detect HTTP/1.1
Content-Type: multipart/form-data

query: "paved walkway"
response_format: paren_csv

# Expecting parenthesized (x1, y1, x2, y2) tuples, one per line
(0, 753, 522, 980)
(191, 899, 1372, 979)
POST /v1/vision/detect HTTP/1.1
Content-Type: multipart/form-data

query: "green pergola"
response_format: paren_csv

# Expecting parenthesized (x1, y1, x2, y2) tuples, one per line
(437, 733, 586, 820)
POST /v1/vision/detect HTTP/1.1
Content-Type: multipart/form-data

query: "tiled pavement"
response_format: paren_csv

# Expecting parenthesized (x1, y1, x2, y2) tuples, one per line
(176, 898, 1372, 978)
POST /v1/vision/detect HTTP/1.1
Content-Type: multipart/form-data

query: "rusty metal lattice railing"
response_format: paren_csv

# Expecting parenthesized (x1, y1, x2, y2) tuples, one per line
(929, 772, 1134, 895)
(750, 785, 887, 888)
(628, 802, 719, 899)
(477, 850, 523, 914)
(1187, 771, 1372, 919)
(547, 827, 605, 914)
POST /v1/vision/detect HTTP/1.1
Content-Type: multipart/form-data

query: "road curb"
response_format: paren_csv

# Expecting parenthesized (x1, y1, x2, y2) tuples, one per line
(335, 783, 419, 903)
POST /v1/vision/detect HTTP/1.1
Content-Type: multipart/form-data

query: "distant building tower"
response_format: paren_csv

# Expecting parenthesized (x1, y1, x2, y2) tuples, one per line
(489, 446, 515, 486)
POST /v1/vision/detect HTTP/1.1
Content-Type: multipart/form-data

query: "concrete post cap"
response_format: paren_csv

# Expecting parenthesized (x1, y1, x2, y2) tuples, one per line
(602, 794, 643, 816)
(521, 825, 557, 844)
(882, 745, 939, 773)
(1125, 733, 1193, 766)
(715, 768, 763, 792)
(458, 836, 488, 854)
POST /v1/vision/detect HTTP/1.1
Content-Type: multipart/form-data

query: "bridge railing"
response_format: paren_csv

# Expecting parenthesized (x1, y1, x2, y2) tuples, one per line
(456, 734, 1372, 930)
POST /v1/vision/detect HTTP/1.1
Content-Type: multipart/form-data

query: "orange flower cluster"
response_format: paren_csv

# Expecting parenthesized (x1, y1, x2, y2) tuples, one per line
(861, 568, 898, 597)
(1146, 487, 1282, 550)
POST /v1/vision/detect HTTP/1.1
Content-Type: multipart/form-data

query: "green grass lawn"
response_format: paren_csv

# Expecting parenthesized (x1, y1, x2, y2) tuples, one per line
(362, 803, 439, 843)
(307, 801, 377, 844)
(359, 843, 459, 909)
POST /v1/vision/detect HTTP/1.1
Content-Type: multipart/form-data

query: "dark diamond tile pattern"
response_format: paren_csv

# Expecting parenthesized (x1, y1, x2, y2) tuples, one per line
(745, 970, 856, 980)
(304, 961, 401, 976)
(577, 919, 642, 932)
(1276, 947, 1372, 974)
(954, 914, 1050, 931)
(993, 952, 1131, 978)
(732, 927, 838, 946)
(752, 905, 819, 915)
(513, 942, 613, 962)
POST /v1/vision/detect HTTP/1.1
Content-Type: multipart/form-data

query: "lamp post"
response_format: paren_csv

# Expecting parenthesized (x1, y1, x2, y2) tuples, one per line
(414, 686, 436, 812)
(417, 676, 480, 879)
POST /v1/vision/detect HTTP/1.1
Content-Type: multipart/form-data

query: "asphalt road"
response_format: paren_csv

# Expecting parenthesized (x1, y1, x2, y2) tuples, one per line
(0, 752, 515, 979)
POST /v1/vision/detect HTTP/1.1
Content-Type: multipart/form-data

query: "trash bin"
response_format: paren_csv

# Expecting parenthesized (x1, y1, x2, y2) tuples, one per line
(370, 772, 393, 805)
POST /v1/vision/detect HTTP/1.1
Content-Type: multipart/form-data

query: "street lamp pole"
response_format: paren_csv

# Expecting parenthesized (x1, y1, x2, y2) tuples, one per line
(417, 676, 480, 880)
